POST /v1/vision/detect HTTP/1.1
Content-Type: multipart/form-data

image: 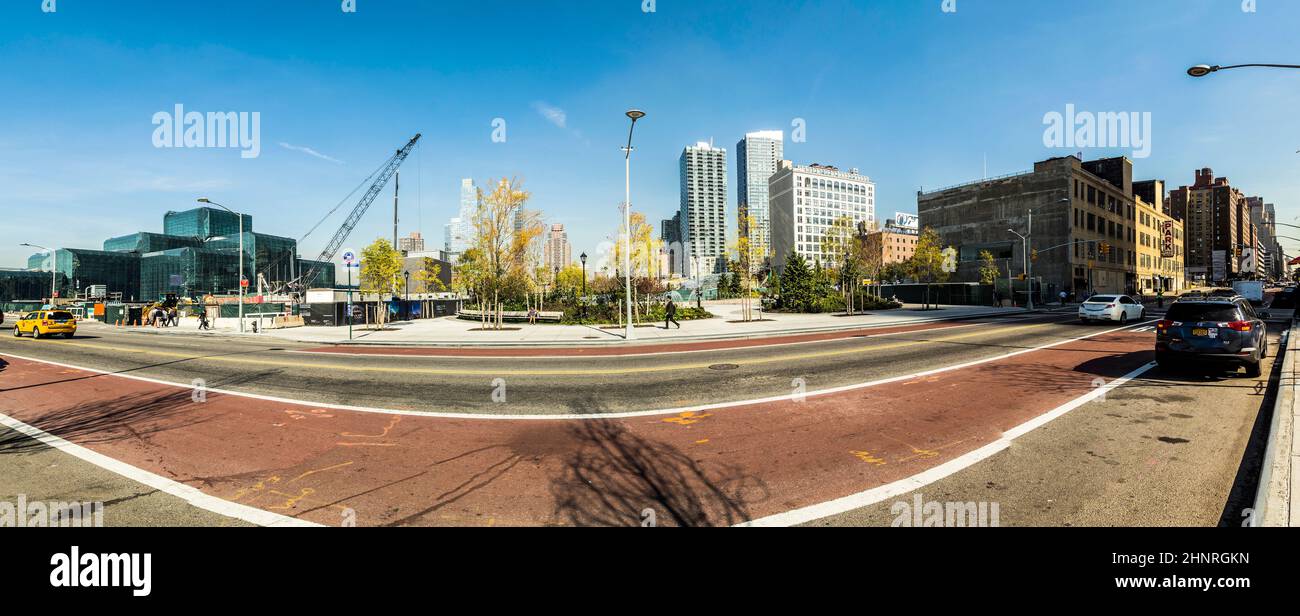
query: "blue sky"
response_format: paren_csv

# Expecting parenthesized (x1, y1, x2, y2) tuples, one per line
(2, 0, 1298, 270)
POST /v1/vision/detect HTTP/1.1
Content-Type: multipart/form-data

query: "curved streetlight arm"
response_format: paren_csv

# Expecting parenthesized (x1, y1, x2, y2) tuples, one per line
(1212, 63, 1300, 72)
(624, 120, 638, 160)
(1189, 63, 1300, 77)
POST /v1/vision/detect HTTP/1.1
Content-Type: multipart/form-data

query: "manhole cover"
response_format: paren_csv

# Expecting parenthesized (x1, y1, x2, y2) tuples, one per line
(709, 363, 740, 371)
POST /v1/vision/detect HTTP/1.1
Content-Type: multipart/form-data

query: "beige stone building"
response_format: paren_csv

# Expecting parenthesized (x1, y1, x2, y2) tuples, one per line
(1134, 191, 1183, 294)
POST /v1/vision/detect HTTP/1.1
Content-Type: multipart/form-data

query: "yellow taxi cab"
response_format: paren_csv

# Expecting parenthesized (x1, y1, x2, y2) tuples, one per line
(12, 309, 77, 339)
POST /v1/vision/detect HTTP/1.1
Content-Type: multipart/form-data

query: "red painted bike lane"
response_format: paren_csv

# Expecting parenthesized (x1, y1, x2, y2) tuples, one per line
(0, 329, 1152, 526)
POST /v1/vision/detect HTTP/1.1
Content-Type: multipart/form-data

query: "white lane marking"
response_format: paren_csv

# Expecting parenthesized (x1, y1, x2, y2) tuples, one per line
(738, 361, 1158, 527)
(1131, 326, 1155, 333)
(0, 412, 320, 528)
(0, 320, 1153, 421)
(281, 320, 997, 360)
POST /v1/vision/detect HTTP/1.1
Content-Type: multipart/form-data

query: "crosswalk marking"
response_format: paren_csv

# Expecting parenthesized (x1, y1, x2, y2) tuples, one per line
(1131, 326, 1155, 333)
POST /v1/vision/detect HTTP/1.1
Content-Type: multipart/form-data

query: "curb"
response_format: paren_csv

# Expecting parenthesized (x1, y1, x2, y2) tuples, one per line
(1253, 321, 1296, 526)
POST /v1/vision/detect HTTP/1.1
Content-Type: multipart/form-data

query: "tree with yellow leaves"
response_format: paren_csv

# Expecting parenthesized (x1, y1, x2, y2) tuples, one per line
(610, 208, 660, 323)
(732, 214, 769, 321)
(359, 237, 402, 329)
(468, 178, 542, 329)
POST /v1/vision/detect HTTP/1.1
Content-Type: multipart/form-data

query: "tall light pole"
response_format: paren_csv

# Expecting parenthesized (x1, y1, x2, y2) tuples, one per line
(1008, 208, 1033, 310)
(579, 252, 588, 324)
(20, 243, 56, 303)
(622, 109, 645, 340)
(197, 198, 246, 333)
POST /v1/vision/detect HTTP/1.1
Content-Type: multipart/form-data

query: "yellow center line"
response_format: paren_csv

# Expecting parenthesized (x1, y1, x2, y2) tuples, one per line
(1, 320, 1074, 376)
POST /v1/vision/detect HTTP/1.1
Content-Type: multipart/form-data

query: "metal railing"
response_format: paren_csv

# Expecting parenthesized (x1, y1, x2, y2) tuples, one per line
(919, 169, 1034, 197)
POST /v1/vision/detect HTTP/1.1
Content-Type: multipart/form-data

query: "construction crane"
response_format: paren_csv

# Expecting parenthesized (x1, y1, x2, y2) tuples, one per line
(290, 133, 422, 295)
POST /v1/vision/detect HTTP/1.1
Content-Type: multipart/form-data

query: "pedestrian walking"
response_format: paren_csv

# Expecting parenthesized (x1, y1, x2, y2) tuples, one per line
(168, 307, 179, 327)
(665, 298, 680, 329)
(1059, 290, 1067, 305)
(197, 304, 210, 330)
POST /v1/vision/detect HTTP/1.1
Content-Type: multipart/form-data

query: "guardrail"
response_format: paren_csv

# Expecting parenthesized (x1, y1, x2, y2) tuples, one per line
(918, 169, 1034, 196)
(1252, 321, 1296, 526)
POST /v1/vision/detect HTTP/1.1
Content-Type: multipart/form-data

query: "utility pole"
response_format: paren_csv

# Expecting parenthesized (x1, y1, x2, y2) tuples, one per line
(1027, 209, 1034, 310)
(1008, 208, 1033, 311)
(393, 169, 400, 251)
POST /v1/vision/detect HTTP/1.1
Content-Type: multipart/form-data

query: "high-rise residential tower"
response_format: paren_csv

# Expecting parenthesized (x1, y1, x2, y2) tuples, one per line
(444, 178, 477, 259)
(543, 223, 571, 273)
(736, 130, 784, 270)
(679, 141, 728, 275)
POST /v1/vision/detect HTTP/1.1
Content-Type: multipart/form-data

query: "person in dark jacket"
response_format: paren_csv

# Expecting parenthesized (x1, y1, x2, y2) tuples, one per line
(665, 298, 680, 329)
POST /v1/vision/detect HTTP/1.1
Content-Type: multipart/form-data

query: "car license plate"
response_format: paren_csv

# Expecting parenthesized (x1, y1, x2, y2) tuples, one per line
(1192, 328, 1209, 337)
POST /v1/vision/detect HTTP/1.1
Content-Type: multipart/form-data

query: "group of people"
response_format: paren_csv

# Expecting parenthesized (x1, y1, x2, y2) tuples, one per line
(145, 302, 215, 329)
(147, 306, 180, 328)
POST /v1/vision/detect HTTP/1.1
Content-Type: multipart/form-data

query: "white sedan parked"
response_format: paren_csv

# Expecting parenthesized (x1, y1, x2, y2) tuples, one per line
(1079, 295, 1146, 324)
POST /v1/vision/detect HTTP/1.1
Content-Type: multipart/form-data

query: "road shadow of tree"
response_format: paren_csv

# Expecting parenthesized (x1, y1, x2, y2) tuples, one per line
(549, 397, 768, 527)
(0, 369, 281, 456)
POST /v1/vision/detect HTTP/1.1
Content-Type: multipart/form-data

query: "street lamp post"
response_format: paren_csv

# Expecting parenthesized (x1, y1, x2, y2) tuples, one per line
(622, 108, 645, 340)
(20, 243, 56, 303)
(692, 255, 702, 309)
(1008, 208, 1033, 311)
(579, 252, 588, 323)
(404, 270, 410, 319)
(197, 198, 246, 333)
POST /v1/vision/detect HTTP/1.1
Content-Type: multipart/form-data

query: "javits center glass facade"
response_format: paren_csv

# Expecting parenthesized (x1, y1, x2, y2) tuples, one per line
(0, 269, 66, 303)
(104, 232, 203, 254)
(54, 249, 142, 301)
(163, 208, 252, 239)
(0, 206, 335, 302)
(139, 248, 242, 300)
(296, 258, 336, 288)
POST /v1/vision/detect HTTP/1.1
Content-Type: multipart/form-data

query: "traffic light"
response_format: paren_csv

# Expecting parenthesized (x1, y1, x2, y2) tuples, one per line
(1099, 242, 1111, 257)
(1031, 249, 1039, 262)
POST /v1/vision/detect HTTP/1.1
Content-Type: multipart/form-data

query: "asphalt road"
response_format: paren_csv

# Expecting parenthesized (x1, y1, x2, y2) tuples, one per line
(2, 313, 1123, 415)
(808, 327, 1285, 527)
(0, 312, 1285, 526)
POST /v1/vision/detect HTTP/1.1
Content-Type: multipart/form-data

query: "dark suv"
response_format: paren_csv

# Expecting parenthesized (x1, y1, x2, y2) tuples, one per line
(1156, 296, 1268, 377)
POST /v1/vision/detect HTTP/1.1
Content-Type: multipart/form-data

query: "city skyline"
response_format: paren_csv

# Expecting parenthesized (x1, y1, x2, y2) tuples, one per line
(1, 0, 1297, 270)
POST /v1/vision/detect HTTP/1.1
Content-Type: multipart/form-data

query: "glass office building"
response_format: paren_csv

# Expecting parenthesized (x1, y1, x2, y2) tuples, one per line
(0, 206, 335, 302)
(139, 247, 242, 300)
(296, 259, 336, 288)
(0, 269, 66, 303)
(27, 253, 50, 271)
(104, 231, 203, 254)
(54, 248, 142, 301)
(164, 208, 252, 239)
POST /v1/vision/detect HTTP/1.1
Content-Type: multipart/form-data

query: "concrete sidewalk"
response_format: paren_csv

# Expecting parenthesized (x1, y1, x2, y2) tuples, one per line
(93, 300, 1031, 347)
(1254, 321, 1297, 526)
